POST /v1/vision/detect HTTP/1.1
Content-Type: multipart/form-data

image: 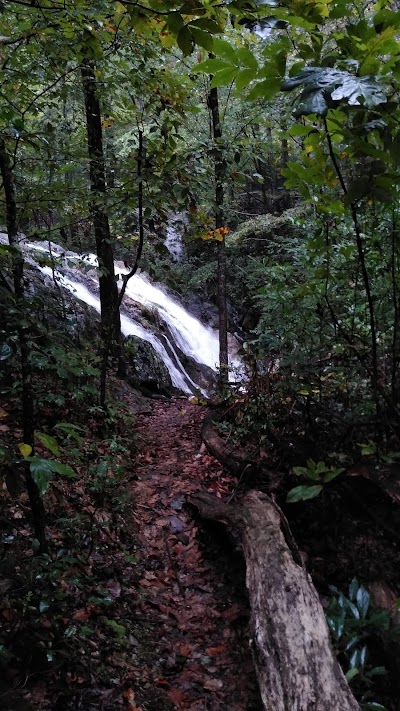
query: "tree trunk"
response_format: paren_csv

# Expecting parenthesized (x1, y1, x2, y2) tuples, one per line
(117, 127, 145, 377)
(0, 139, 47, 552)
(208, 82, 229, 386)
(189, 490, 360, 711)
(81, 60, 121, 407)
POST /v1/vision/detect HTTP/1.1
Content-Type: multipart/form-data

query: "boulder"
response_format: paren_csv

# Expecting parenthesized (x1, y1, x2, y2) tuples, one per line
(123, 336, 173, 396)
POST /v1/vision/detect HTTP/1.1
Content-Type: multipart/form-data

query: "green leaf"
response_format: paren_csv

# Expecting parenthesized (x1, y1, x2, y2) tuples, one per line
(345, 668, 359, 682)
(323, 468, 344, 483)
(356, 586, 370, 619)
(213, 38, 238, 63)
(246, 76, 281, 100)
(366, 666, 387, 677)
(294, 90, 328, 118)
(166, 11, 184, 34)
(292, 466, 308, 475)
(53, 422, 84, 444)
(210, 67, 238, 88)
(286, 484, 323, 502)
(37, 433, 60, 457)
(236, 46, 258, 69)
(288, 124, 315, 137)
(177, 25, 194, 55)
(283, 66, 387, 117)
(190, 27, 214, 52)
(47, 460, 77, 478)
(28, 457, 54, 496)
(235, 67, 257, 91)
(193, 58, 232, 74)
(189, 17, 223, 33)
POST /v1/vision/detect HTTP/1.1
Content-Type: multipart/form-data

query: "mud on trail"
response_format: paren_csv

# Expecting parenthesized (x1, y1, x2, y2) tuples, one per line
(131, 399, 261, 711)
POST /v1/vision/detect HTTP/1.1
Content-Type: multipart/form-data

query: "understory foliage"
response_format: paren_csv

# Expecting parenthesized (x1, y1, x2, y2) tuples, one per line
(2, 0, 400, 707)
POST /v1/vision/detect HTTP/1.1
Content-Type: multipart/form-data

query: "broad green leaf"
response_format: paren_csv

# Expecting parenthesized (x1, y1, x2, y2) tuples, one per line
(210, 67, 238, 88)
(28, 457, 54, 496)
(286, 484, 323, 502)
(189, 17, 223, 33)
(246, 76, 281, 100)
(293, 466, 309, 475)
(177, 25, 194, 55)
(37, 433, 60, 457)
(294, 90, 328, 118)
(236, 46, 258, 69)
(190, 27, 214, 52)
(283, 66, 387, 117)
(367, 667, 387, 677)
(19, 443, 32, 457)
(323, 468, 344, 483)
(193, 58, 232, 74)
(356, 586, 370, 619)
(331, 76, 387, 107)
(345, 668, 359, 682)
(288, 124, 315, 137)
(47, 460, 77, 478)
(213, 38, 238, 63)
(166, 11, 184, 34)
(235, 67, 257, 91)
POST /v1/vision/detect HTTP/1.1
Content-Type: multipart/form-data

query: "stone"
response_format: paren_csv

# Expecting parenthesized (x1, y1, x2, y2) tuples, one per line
(123, 336, 173, 396)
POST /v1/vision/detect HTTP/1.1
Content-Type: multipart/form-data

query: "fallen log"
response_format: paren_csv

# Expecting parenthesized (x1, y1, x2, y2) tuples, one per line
(202, 412, 257, 474)
(189, 489, 359, 711)
(202, 413, 283, 490)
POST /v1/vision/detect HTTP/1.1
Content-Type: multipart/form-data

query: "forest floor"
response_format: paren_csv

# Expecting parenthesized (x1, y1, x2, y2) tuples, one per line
(122, 397, 262, 711)
(2, 386, 400, 710)
(0, 395, 261, 711)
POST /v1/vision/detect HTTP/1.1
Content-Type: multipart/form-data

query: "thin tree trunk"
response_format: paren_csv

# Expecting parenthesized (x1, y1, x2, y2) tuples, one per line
(324, 120, 379, 414)
(116, 126, 145, 377)
(0, 139, 47, 552)
(208, 82, 229, 386)
(81, 60, 121, 407)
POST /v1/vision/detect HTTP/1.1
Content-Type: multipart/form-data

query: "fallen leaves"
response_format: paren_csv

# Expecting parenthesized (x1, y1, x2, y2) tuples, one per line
(0, 397, 259, 711)
(130, 400, 259, 710)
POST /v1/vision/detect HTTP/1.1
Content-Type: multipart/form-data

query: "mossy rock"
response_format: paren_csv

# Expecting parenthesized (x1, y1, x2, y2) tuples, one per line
(228, 207, 306, 253)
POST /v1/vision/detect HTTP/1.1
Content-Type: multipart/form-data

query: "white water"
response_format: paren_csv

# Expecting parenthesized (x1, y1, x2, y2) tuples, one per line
(38, 265, 197, 394)
(25, 242, 239, 371)
(14, 237, 242, 393)
(164, 214, 185, 262)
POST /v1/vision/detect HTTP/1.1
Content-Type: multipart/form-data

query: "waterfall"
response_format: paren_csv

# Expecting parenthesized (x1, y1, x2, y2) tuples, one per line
(39, 266, 196, 393)
(164, 213, 186, 262)
(16, 239, 240, 394)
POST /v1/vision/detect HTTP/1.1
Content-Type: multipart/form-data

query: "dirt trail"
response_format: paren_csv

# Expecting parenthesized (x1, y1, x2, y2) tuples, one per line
(132, 399, 261, 710)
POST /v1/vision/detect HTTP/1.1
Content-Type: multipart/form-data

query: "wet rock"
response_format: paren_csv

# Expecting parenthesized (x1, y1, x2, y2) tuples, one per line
(123, 336, 173, 396)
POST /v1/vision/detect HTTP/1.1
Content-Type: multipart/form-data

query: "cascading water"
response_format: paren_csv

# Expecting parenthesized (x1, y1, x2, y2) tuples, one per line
(164, 213, 186, 262)
(16, 238, 241, 394)
(39, 266, 196, 393)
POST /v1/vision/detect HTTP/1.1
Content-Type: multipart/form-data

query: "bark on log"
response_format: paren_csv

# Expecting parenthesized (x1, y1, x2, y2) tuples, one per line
(189, 489, 359, 711)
